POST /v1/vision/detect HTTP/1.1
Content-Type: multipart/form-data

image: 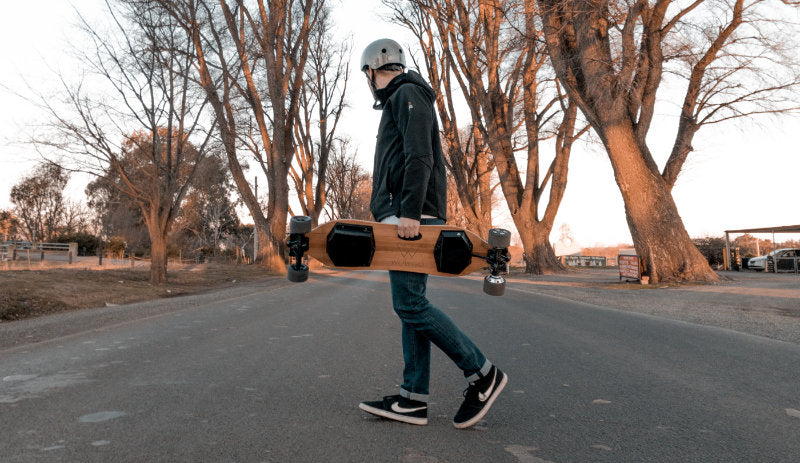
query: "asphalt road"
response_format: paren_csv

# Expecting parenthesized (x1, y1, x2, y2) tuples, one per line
(1, 271, 798, 462)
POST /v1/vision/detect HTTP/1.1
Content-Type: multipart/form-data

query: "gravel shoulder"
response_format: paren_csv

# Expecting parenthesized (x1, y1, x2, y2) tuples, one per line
(506, 268, 800, 345)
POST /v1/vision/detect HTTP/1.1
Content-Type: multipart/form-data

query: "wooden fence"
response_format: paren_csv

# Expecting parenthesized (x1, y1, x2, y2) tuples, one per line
(1, 241, 78, 262)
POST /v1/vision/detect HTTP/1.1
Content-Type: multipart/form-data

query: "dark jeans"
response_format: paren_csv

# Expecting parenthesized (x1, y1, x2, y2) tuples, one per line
(389, 218, 490, 401)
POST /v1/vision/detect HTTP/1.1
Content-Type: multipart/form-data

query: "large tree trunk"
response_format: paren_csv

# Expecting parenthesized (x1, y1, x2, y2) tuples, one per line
(519, 221, 564, 274)
(267, 163, 290, 270)
(264, 119, 291, 270)
(147, 223, 169, 284)
(604, 125, 717, 283)
(537, 0, 718, 283)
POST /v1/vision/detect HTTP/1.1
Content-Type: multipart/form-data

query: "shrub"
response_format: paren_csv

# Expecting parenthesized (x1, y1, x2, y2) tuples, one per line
(54, 232, 103, 256)
(693, 236, 725, 266)
(106, 236, 127, 254)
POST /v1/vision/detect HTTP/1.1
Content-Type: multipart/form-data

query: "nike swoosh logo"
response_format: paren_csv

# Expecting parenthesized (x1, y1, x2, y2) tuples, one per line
(478, 372, 496, 402)
(391, 402, 426, 414)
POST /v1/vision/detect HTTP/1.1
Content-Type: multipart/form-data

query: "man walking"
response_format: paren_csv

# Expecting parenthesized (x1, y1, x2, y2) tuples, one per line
(356, 38, 507, 429)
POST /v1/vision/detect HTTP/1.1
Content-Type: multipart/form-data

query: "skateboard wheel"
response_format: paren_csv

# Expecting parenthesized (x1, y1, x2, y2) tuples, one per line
(483, 274, 506, 296)
(488, 228, 511, 249)
(287, 264, 309, 282)
(289, 216, 312, 234)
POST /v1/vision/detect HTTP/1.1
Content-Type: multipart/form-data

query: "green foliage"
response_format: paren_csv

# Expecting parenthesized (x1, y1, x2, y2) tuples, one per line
(173, 154, 241, 256)
(85, 170, 148, 250)
(54, 232, 102, 255)
(198, 246, 215, 257)
(107, 236, 127, 254)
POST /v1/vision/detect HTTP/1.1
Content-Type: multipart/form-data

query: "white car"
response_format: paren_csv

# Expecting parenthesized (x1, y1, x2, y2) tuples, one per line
(747, 248, 800, 271)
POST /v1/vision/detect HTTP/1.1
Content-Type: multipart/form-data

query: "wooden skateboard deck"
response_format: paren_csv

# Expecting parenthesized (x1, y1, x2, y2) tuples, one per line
(286, 216, 511, 295)
(305, 220, 490, 276)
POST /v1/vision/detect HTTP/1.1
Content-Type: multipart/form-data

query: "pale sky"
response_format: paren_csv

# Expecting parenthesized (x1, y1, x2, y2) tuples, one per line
(2, 0, 799, 249)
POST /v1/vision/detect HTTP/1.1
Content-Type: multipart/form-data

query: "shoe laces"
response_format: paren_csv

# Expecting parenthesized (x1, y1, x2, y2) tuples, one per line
(462, 385, 475, 399)
(462, 369, 494, 399)
(462, 379, 483, 400)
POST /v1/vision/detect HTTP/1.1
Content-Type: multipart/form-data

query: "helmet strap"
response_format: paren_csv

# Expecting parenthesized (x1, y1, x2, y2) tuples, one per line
(366, 69, 383, 110)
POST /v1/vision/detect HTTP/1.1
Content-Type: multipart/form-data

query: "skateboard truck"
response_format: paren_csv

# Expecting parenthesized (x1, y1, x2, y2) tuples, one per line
(431, 228, 510, 296)
(288, 217, 378, 281)
(480, 229, 511, 296)
(286, 216, 312, 282)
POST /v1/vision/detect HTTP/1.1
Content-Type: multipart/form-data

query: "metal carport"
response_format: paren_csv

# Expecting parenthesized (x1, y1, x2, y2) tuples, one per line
(723, 225, 800, 271)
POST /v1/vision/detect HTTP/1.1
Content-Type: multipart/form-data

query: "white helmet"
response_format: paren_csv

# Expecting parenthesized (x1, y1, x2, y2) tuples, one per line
(360, 38, 406, 72)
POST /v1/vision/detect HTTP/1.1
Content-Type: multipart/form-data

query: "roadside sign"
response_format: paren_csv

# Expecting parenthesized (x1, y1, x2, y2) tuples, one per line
(618, 254, 640, 280)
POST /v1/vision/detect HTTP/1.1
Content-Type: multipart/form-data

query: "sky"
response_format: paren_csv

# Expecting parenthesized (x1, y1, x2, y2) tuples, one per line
(2, 0, 799, 250)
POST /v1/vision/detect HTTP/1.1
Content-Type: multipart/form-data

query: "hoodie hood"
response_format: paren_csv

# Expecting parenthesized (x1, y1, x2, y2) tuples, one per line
(374, 70, 436, 109)
(369, 68, 447, 222)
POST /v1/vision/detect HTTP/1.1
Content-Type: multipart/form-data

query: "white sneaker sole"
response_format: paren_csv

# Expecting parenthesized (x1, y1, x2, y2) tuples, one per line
(452, 371, 508, 429)
(359, 403, 428, 426)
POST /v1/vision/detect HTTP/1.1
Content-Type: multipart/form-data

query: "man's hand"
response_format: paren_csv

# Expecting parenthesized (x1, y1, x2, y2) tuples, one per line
(397, 217, 421, 239)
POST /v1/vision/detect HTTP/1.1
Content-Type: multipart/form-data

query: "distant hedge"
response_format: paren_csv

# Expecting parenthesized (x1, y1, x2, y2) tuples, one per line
(54, 232, 103, 256)
(693, 236, 725, 266)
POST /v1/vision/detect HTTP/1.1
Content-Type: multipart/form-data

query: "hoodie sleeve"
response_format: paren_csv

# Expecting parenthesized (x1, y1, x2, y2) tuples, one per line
(391, 83, 434, 221)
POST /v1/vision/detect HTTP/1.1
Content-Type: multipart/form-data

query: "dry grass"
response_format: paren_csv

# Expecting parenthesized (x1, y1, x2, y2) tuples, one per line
(0, 262, 278, 322)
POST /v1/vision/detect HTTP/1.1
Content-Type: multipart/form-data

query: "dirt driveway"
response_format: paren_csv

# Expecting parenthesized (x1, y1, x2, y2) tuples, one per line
(508, 268, 800, 345)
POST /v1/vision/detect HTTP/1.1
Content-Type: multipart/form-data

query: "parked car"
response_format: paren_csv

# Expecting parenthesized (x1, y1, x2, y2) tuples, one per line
(747, 248, 800, 271)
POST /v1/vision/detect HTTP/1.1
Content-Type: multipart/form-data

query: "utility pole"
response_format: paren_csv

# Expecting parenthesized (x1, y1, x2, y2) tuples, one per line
(253, 176, 258, 263)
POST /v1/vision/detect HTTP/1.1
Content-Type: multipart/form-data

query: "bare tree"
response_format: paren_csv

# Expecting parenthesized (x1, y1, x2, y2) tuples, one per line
(153, 0, 323, 271)
(9, 162, 70, 243)
(324, 140, 372, 221)
(537, 0, 800, 282)
(397, 0, 586, 273)
(661, 0, 800, 189)
(386, 0, 496, 237)
(33, 1, 212, 283)
(290, 10, 350, 227)
(59, 200, 93, 236)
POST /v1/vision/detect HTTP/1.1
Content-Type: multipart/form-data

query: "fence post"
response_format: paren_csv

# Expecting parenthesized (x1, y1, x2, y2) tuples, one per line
(99, 247, 103, 266)
(69, 251, 73, 265)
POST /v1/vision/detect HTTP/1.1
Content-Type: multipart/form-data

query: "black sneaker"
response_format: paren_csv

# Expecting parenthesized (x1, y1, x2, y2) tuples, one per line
(453, 366, 507, 429)
(359, 395, 428, 425)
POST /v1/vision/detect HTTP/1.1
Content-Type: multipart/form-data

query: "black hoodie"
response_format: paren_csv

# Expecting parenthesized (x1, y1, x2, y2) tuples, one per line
(370, 70, 447, 223)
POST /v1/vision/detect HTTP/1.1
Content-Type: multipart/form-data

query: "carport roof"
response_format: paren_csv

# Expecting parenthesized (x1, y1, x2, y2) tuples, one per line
(725, 225, 800, 234)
